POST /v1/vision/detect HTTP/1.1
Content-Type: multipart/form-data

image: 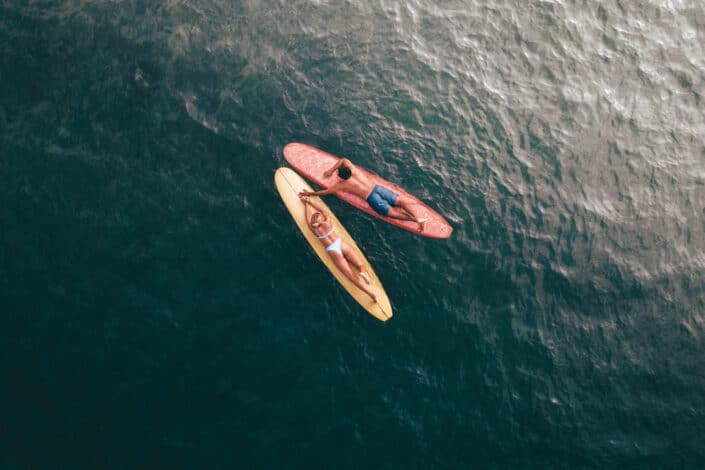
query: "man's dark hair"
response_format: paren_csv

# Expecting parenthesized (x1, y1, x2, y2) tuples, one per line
(338, 166, 352, 180)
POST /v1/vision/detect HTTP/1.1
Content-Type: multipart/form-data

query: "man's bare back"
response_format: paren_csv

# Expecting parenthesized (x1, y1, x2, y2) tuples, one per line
(298, 158, 372, 198)
(328, 161, 375, 199)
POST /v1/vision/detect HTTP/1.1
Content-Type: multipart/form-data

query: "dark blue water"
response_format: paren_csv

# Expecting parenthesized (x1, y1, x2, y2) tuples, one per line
(2, 0, 705, 468)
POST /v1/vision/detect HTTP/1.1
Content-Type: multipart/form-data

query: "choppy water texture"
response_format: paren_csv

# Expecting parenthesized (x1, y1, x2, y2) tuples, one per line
(2, 0, 705, 467)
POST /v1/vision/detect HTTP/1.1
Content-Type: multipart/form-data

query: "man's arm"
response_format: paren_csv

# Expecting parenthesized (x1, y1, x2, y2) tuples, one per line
(323, 158, 352, 177)
(299, 181, 342, 197)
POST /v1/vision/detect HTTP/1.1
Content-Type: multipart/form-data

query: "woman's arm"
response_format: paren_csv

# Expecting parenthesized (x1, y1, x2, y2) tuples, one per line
(305, 198, 329, 220)
(300, 194, 329, 223)
(303, 199, 314, 228)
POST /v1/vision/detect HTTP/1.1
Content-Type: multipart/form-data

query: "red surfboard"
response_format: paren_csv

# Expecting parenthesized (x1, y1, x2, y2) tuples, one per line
(283, 143, 453, 239)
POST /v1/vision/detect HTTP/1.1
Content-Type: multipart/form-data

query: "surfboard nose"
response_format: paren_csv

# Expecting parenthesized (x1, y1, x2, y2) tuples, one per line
(283, 142, 305, 158)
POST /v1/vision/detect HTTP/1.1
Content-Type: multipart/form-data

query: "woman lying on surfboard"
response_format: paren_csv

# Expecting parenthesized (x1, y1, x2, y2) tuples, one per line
(299, 158, 429, 232)
(299, 194, 377, 303)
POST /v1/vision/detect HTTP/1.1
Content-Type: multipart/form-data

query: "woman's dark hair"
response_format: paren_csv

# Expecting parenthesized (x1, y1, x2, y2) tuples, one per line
(338, 165, 352, 180)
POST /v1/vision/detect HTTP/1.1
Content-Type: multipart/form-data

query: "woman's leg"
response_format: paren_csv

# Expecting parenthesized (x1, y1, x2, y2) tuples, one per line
(342, 243, 370, 284)
(328, 251, 376, 302)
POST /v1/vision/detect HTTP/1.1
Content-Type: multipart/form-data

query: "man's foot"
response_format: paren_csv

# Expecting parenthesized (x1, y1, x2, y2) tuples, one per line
(417, 218, 429, 232)
(369, 291, 377, 303)
(359, 271, 371, 285)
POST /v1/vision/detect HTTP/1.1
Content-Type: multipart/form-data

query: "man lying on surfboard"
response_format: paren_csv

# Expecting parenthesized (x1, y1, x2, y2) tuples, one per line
(299, 194, 377, 302)
(299, 158, 429, 232)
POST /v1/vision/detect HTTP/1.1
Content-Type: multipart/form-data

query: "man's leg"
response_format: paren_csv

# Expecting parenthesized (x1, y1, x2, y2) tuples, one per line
(391, 195, 428, 231)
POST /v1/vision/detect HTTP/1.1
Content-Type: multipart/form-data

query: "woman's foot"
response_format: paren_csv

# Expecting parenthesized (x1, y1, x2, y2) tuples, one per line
(417, 218, 429, 232)
(359, 271, 371, 285)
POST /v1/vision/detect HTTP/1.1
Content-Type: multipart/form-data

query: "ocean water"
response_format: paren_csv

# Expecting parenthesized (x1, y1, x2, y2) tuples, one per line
(1, 0, 704, 467)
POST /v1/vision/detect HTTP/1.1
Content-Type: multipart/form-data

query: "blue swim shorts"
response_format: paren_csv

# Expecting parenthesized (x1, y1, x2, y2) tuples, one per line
(366, 184, 398, 216)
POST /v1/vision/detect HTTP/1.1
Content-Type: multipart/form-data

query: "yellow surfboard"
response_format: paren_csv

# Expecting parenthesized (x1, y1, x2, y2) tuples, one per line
(275, 167, 393, 321)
